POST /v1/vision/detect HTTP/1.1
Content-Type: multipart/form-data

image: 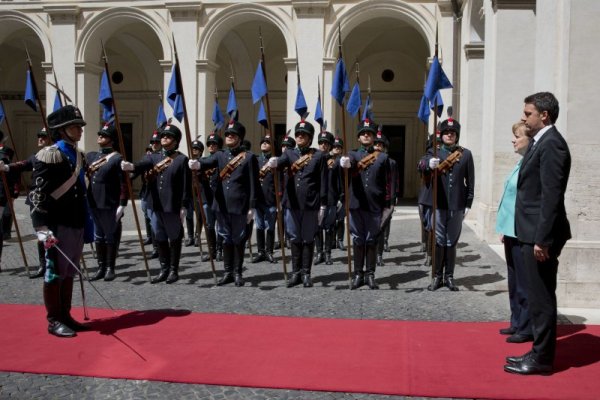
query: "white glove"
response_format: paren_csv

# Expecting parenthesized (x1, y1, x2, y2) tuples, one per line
(247, 209, 255, 224)
(340, 156, 351, 169)
(318, 206, 326, 226)
(0, 161, 8, 172)
(188, 159, 201, 170)
(180, 207, 187, 224)
(36, 228, 58, 249)
(121, 161, 134, 171)
(115, 205, 125, 221)
(267, 157, 278, 168)
(428, 158, 440, 169)
(463, 207, 470, 218)
(336, 200, 343, 212)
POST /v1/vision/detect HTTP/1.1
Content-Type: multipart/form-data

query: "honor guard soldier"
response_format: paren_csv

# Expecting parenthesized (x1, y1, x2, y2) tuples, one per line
(339, 118, 392, 290)
(373, 130, 399, 265)
(314, 129, 338, 265)
(253, 135, 277, 263)
(86, 123, 128, 281)
(331, 137, 346, 251)
(189, 121, 259, 287)
(202, 132, 223, 261)
(1, 128, 54, 277)
(184, 139, 204, 247)
(279, 135, 296, 249)
(121, 124, 191, 284)
(419, 118, 475, 291)
(141, 132, 162, 253)
(0, 134, 18, 271)
(30, 105, 90, 337)
(267, 119, 328, 288)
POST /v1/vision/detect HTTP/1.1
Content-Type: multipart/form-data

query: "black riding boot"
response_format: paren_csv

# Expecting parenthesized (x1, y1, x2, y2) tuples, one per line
(336, 221, 345, 251)
(144, 214, 153, 245)
(2, 212, 11, 240)
(30, 241, 47, 278)
(302, 242, 314, 287)
(265, 230, 275, 263)
(202, 228, 217, 262)
(444, 246, 459, 291)
(151, 241, 171, 284)
(0, 237, 2, 273)
(324, 230, 333, 265)
(365, 244, 379, 289)
(252, 228, 266, 263)
(384, 221, 391, 252)
(234, 243, 245, 287)
(216, 234, 224, 261)
(427, 245, 445, 291)
(217, 243, 235, 286)
(351, 244, 365, 290)
(287, 242, 303, 288)
(167, 238, 183, 284)
(313, 230, 325, 265)
(90, 242, 107, 281)
(104, 243, 117, 281)
(185, 217, 195, 247)
(376, 233, 385, 267)
(150, 234, 159, 259)
(60, 277, 89, 331)
(44, 281, 76, 338)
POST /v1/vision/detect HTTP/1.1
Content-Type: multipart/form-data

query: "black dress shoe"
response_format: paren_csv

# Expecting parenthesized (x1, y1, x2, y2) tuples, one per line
(184, 237, 195, 247)
(143, 237, 152, 245)
(30, 267, 45, 279)
(427, 276, 443, 291)
(234, 274, 245, 287)
(506, 334, 534, 343)
(302, 275, 313, 288)
(504, 359, 553, 375)
(62, 315, 90, 332)
(265, 253, 275, 263)
(350, 274, 364, 290)
(499, 327, 517, 335)
(252, 252, 266, 263)
(217, 273, 235, 286)
(506, 352, 531, 365)
(150, 250, 159, 259)
(48, 321, 77, 338)
(287, 273, 302, 288)
(365, 275, 379, 290)
(444, 277, 459, 291)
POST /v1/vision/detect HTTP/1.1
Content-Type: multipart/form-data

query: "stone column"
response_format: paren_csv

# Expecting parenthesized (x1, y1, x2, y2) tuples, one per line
(478, 0, 536, 240)
(197, 59, 219, 141)
(75, 62, 103, 151)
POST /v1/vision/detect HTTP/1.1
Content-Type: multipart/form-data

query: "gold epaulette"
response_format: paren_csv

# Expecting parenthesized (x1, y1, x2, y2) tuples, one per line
(35, 145, 63, 164)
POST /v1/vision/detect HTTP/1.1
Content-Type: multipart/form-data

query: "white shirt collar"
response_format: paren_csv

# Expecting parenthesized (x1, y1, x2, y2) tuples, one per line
(533, 124, 553, 144)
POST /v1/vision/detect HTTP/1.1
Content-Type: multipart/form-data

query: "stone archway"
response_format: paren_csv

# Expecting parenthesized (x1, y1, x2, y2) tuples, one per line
(75, 7, 169, 162)
(323, 1, 435, 199)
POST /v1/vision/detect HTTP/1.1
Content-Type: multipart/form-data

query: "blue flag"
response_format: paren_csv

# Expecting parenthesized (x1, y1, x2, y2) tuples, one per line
(294, 84, 308, 118)
(315, 96, 323, 127)
(226, 85, 238, 120)
(257, 101, 268, 128)
(24, 70, 38, 111)
(417, 94, 431, 124)
(0, 101, 5, 126)
(53, 92, 62, 112)
(167, 65, 184, 122)
(331, 58, 350, 106)
(431, 90, 444, 117)
(251, 62, 268, 104)
(212, 99, 225, 130)
(156, 102, 167, 128)
(346, 82, 362, 117)
(362, 95, 373, 122)
(424, 56, 453, 102)
(98, 70, 114, 122)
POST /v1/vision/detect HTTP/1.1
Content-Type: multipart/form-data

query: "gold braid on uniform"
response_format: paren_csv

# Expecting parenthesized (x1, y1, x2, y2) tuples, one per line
(35, 145, 63, 164)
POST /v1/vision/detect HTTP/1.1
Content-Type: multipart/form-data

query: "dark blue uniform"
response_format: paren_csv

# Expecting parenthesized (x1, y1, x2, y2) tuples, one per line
(253, 149, 278, 263)
(86, 148, 127, 281)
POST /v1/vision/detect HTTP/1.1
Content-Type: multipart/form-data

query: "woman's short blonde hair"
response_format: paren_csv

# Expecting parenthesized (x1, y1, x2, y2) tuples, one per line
(512, 121, 528, 136)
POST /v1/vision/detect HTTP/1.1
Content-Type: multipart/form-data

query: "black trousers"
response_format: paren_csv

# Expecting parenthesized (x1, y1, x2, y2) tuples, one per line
(520, 242, 562, 365)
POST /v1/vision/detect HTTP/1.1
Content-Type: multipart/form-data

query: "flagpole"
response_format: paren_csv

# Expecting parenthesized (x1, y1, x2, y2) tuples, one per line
(336, 24, 353, 288)
(24, 47, 49, 132)
(259, 27, 288, 281)
(354, 60, 362, 124)
(101, 42, 152, 283)
(430, 25, 439, 279)
(0, 97, 23, 162)
(171, 35, 218, 284)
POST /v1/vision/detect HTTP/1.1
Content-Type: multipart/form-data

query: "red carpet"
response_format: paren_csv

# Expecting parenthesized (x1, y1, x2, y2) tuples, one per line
(1, 304, 599, 399)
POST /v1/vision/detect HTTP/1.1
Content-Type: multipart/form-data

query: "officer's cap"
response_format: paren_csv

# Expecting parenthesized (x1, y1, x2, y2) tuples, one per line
(333, 136, 344, 148)
(294, 119, 315, 139)
(160, 124, 182, 143)
(206, 133, 223, 147)
(47, 105, 86, 129)
(260, 135, 272, 145)
(98, 123, 117, 141)
(317, 131, 334, 146)
(439, 118, 461, 136)
(281, 136, 296, 149)
(357, 118, 377, 136)
(192, 139, 204, 152)
(149, 131, 161, 144)
(224, 120, 246, 140)
(37, 128, 49, 138)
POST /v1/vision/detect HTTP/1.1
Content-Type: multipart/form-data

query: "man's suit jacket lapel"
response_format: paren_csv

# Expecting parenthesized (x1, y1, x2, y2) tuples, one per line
(520, 126, 556, 169)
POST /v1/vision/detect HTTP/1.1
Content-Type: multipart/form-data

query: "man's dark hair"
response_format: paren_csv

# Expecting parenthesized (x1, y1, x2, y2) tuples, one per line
(524, 92, 559, 124)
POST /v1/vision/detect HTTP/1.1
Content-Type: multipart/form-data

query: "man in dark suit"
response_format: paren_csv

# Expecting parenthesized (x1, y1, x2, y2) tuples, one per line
(505, 92, 571, 375)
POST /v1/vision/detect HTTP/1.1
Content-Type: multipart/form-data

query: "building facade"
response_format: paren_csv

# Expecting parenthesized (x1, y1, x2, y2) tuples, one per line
(0, 0, 598, 308)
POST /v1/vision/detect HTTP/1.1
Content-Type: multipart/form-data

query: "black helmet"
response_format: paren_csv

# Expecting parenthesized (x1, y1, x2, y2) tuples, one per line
(98, 123, 117, 142)
(149, 130, 161, 144)
(192, 139, 204, 152)
(224, 120, 246, 140)
(374, 130, 389, 148)
(317, 131, 334, 146)
(260, 135, 272, 145)
(36, 128, 49, 138)
(294, 119, 315, 139)
(439, 118, 461, 141)
(357, 118, 377, 137)
(281, 136, 296, 149)
(159, 124, 182, 143)
(47, 105, 86, 129)
(333, 136, 344, 148)
(206, 133, 223, 148)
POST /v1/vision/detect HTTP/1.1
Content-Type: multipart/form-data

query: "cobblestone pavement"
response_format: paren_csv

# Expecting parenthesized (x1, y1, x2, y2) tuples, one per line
(0, 198, 526, 399)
